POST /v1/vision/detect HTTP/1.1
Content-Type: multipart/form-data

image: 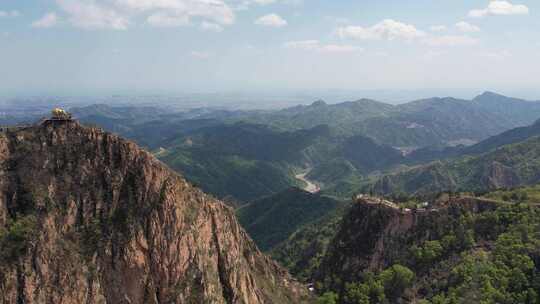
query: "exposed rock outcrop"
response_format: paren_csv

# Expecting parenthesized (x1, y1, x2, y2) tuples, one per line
(481, 161, 521, 189)
(315, 196, 498, 291)
(0, 120, 310, 304)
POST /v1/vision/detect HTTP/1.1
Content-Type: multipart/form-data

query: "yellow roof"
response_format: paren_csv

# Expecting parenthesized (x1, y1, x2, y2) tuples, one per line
(52, 108, 67, 114)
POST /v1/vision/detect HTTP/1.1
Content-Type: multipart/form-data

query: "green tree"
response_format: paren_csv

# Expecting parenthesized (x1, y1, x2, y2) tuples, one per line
(317, 292, 339, 304)
(412, 240, 443, 266)
(441, 234, 457, 252)
(0, 215, 37, 263)
(379, 264, 415, 300)
(343, 279, 386, 304)
(343, 283, 370, 304)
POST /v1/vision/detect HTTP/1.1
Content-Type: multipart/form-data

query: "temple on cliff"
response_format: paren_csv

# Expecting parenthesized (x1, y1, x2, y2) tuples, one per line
(50, 108, 72, 120)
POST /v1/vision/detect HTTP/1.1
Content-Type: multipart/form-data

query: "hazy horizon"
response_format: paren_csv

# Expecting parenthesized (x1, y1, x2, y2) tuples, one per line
(2, 88, 540, 111)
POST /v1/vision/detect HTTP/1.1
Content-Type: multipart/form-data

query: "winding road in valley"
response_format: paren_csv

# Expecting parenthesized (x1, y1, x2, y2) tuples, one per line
(295, 169, 320, 193)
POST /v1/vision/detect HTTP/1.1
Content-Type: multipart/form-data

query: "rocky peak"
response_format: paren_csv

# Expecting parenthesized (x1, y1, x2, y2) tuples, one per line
(474, 91, 505, 100)
(0, 120, 310, 303)
(315, 196, 498, 291)
(311, 100, 327, 107)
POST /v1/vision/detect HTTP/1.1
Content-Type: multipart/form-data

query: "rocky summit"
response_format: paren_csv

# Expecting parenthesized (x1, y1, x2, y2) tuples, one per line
(0, 120, 310, 304)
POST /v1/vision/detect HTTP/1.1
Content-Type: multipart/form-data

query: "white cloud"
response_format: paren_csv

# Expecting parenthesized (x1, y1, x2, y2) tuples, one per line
(284, 40, 362, 53)
(52, 0, 235, 30)
(337, 19, 425, 41)
(0, 10, 20, 18)
(424, 35, 479, 47)
(430, 25, 447, 32)
(455, 21, 480, 33)
(469, 1, 529, 18)
(231, 0, 280, 10)
(255, 13, 287, 27)
(115, 0, 234, 24)
(200, 21, 224, 32)
(31, 12, 59, 28)
(56, 0, 130, 30)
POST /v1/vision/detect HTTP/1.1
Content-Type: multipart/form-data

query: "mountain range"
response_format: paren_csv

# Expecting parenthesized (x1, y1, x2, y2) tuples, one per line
(370, 119, 540, 196)
(3, 91, 540, 204)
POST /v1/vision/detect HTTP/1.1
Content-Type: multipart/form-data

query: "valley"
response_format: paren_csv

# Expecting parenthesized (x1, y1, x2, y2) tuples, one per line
(5, 91, 526, 205)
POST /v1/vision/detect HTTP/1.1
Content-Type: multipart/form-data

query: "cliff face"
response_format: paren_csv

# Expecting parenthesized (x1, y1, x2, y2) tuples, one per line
(480, 161, 521, 189)
(315, 197, 498, 290)
(0, 121, 309, 304)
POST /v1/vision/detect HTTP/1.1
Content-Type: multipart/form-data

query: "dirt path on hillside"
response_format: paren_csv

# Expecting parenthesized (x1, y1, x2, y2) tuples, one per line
(295, 170, 320, 193)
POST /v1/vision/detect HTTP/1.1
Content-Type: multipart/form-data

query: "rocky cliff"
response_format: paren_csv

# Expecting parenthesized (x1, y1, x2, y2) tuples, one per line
(315, 196, 498, 291)
(0, 120, 310, 304)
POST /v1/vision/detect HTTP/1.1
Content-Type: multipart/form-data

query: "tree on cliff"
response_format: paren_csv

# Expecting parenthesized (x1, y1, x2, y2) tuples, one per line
(379, 264, 415, 300)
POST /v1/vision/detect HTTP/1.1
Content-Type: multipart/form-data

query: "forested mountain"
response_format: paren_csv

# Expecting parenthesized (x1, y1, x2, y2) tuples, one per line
(240, 99, 396, 131)
(311, 193, 540, 303)
(239, 93, 540, 147)
(155, 121, 407, 202)
(158, 123, 331, 202)
(407, 117, 540, 163)
(463, 118, 540, 155)
(65, 92, 540, 151)
(473, 91, 540, 124)
(264, 188, 540, 303)
(237, 188, 346, 251)
(270, 201, 351, 282)
(66, 93, 540, 203)
(70, 103, 169, 134)
(390, 97, 513, 145)
(4, 92, 539, 204)
(371, 135, 540, 196)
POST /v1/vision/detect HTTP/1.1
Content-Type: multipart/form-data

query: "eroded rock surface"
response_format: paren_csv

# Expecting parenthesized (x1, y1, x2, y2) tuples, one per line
(315, 196, 498, 290)
(0, 121, 310, 304)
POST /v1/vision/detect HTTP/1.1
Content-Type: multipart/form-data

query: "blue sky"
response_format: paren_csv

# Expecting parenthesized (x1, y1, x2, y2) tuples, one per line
(1, 0, 539, 97)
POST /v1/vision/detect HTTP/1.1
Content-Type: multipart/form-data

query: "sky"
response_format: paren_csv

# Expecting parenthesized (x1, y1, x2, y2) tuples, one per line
(1, 0, 540, 98)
